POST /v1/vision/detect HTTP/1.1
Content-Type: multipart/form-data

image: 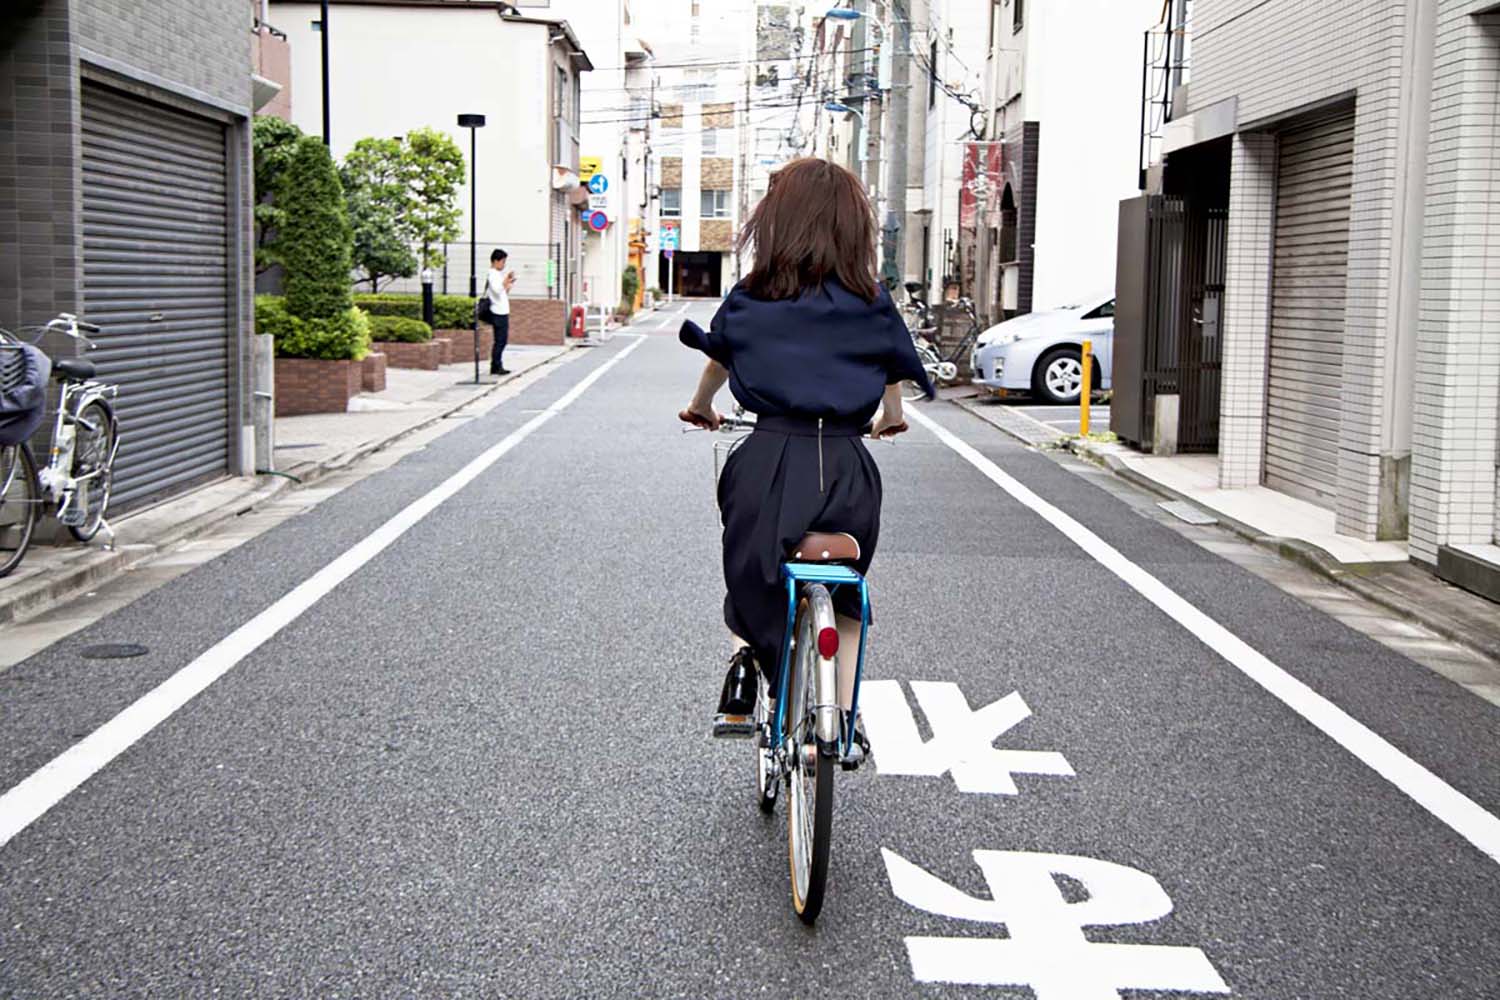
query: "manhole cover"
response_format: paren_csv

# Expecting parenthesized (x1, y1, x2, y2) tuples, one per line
(80, 643, 149, 660)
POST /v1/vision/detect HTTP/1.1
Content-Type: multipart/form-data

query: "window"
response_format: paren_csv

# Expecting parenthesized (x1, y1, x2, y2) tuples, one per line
(1083, 299, 1116, 320)
(702, 129, 727, 154)
(661, 188, 681, 217)
(928, 41, 938, 108)
(701, 190, 731, 218)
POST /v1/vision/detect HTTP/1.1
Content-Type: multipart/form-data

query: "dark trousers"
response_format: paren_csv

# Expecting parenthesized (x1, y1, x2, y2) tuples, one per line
(489, 314, 510, 373)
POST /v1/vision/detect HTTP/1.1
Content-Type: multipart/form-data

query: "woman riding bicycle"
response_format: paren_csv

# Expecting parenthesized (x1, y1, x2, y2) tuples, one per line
(678, 157, 936, 731)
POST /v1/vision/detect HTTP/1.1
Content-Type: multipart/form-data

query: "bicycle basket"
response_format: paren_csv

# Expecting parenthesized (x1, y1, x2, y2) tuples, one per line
(0, 342, 51, 445)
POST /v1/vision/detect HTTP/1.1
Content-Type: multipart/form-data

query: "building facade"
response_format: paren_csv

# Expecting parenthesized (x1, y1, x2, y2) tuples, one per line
(275, 0, 590, 317)
(1123, 0, 1500, 601)
(1, 0, 261, 512)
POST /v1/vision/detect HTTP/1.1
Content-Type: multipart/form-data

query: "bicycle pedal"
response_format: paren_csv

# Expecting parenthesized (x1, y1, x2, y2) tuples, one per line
(712, 713, 755, 739)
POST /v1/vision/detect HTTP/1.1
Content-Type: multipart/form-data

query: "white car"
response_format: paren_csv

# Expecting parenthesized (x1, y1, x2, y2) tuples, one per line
(970, 294, 1115, 404)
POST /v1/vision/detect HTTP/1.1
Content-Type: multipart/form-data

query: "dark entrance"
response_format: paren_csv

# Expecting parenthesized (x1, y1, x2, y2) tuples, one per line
(659, 251, 723, 297)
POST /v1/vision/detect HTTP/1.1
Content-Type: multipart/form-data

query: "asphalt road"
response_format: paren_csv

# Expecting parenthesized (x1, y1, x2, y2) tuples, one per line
(2, 299, 1498, 998)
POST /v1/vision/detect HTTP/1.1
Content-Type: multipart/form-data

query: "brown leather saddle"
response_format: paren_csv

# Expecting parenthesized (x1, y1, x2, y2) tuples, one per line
(789, 532, 860, 563)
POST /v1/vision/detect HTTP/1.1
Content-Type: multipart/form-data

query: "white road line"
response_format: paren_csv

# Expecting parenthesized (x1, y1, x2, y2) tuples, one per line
(0, 336, 647, 849)
(909, 406, 1500, 865)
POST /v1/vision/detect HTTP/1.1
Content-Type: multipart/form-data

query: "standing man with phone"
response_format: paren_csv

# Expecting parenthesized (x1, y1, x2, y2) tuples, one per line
(482, 248, 516, 375)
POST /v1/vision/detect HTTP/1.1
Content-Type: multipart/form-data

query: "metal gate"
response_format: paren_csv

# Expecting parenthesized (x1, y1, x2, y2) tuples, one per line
(81, 83, 231, 510)
(1264, 109, 1355, 507)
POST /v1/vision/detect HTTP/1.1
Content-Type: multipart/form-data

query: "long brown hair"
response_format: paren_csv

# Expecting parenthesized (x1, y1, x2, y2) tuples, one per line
(737, 158, 880, 303)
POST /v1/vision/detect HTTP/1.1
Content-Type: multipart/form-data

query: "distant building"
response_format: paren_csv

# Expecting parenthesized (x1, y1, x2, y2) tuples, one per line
(273, 0, 591, 337)
(1, 0, 262, 510)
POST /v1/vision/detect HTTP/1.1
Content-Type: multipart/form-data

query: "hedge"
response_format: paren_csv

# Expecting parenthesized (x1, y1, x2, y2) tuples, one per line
(366, 315, 432, 343)
(353, 292, 475, 330)
(256, 295, 370, 361)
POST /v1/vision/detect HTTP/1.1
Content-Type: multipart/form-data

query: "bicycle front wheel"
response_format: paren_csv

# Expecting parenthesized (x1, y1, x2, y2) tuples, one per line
(0, 443, 39, 578)
(786, 585, 836, 925)
(67, 398, 116, 543)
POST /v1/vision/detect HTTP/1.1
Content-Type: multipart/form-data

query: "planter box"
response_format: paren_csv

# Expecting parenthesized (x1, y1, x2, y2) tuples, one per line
(432, 334, 455, 364)
(435, 327, 493, 364)
(510, 298, 569, 345)
(275, 357, 361, 416)
(362, 351, 387, 393)
(373, 339, 444, 370)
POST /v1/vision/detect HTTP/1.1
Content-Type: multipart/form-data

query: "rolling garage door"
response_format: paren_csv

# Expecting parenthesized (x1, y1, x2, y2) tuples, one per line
(81, 82, 231, 510)
(1263, 109, 1355, 508)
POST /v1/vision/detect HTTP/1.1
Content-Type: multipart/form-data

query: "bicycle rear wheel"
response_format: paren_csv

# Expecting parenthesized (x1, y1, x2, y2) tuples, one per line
(786, 585, 835, 925)
(0, 443, 39, 578)
(67, 399, 115, 543)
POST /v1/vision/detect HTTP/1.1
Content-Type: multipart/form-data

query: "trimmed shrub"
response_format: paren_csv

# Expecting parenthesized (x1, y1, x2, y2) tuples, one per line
(351, 292, 475, 330)
(256, 295, 369, 360)
(280, 136, 354, 321)
(367, 315, 432, 343)
(621, 265, 640, 305)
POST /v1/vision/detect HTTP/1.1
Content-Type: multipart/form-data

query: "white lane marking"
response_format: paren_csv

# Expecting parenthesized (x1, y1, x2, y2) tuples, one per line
(908, 406, 1500, 864)
(862, 680, 1074, 794)
(883, 849, 1231, 998)
(0, 336, 647, 849)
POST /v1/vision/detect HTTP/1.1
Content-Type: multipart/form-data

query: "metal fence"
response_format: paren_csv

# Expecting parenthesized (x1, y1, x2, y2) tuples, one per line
(371, 241, 562, 299)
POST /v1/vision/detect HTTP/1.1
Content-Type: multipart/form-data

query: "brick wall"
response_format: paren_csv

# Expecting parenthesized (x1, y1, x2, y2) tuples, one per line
(660, 104, 683, 129)
(511, 298, 567, 345)
(374, 340, 444, 370)
(662, 157, 682, 187)
(362, 351, 386, 393)
(274, 358, 360, 416)
(700, 220, 733, 251)
(702, 102, 735, 128)
(701, 157, 734, 188)
(437, 327, 495, 363)
(1408, 5, 1500, 563)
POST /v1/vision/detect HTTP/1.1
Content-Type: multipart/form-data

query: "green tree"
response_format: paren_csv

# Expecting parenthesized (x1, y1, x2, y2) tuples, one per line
(279, 136, 354, 320)
(342, 138, 417, 291)
(401, 127, 465, 271)
(251, 115, 305, 274)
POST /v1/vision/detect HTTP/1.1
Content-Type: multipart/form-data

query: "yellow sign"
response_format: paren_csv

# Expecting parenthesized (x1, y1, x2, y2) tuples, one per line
(579, 156, 603, 181)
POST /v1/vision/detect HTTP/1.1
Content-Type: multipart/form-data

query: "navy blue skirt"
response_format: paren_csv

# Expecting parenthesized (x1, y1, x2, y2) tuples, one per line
(716, 415, 881, 682)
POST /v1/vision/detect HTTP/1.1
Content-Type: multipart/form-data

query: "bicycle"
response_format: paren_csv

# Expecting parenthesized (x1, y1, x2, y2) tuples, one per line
(689, 408, 877, 924)
(0, 313, 120, 578)
(900, 284, 985, 400)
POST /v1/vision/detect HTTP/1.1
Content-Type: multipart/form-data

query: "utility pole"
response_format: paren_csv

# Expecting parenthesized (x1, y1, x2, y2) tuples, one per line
(882, 0, 910, 287)
(319, 0, 330, 145)
(848, 6, 865, 177)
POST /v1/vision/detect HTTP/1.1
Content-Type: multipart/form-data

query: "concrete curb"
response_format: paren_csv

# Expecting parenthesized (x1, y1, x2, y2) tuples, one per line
(948, 397, 1500, 664)
(0, 345, 580, 626)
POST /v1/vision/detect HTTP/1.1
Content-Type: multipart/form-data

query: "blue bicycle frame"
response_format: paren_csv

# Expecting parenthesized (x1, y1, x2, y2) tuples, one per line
(769, 561, 870, 760)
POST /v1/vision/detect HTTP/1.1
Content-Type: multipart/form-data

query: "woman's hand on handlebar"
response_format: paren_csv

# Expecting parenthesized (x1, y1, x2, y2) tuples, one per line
(679, 404, 722, 431)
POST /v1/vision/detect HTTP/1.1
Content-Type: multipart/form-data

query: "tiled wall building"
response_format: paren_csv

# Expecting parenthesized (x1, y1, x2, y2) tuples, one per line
(1138, 0, 1500, 600)
(1, 0, 260, 511)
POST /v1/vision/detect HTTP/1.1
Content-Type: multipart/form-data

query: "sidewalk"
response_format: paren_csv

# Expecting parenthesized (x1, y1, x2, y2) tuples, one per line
(0, 345, 572, 628)
(954, 394, 1500, 663)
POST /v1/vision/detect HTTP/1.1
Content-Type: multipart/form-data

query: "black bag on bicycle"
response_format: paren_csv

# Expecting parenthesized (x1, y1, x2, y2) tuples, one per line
(0, 342, 51, 446)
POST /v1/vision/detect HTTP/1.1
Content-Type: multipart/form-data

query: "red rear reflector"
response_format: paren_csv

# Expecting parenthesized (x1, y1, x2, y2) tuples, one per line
(817, 627, 839, 659)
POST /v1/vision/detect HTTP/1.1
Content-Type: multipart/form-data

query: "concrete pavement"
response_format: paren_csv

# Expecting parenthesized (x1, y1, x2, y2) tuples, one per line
(1, 300, 1497, 997)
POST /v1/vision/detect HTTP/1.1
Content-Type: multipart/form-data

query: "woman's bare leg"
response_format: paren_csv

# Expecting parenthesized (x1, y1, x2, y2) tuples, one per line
(836, 614, 862, 710)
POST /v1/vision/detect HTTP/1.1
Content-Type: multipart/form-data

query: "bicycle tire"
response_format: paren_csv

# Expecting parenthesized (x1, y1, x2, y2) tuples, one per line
(67, 398, 115, 543)
(787, 585, 835, 925)
(0, 443, 39, 578)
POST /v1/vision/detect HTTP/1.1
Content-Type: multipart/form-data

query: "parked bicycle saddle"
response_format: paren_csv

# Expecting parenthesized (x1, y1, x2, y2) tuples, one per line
(790, 532, 860, 562)
(53, 358, 95, 381)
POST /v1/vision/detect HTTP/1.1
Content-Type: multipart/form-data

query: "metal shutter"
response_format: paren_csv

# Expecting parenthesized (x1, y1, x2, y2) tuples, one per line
(81, 83, 231, 511)
(1264, 110, 1354, 508)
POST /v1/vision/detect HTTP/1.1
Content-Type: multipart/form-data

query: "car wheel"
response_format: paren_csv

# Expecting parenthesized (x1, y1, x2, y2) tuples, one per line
(1033, 348, 1085, 404)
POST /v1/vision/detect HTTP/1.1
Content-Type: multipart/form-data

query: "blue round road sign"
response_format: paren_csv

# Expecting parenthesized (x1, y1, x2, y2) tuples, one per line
(588, 210, 609, 232)
(587, 174, 608, 194)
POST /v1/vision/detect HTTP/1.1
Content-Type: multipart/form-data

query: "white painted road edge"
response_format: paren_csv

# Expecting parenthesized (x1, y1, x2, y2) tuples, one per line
(0, 336, 648, 848)
(908, 406, 1500, 866)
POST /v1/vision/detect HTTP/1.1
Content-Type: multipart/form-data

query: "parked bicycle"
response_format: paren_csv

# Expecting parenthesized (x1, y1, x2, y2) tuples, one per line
(899, 283, 985, 400)
(690, 407, 874, 924)
(0, 313, 120, 578)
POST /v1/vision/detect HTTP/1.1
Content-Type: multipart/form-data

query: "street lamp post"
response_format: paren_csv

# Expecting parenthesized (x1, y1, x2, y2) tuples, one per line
(824, 101, 868, 173)
(457, 113, 487, 384)
(420, 267, 435, 328)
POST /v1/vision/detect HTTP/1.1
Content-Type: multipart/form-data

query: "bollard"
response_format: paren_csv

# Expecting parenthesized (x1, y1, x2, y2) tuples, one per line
(1080, 340, 1092, 437)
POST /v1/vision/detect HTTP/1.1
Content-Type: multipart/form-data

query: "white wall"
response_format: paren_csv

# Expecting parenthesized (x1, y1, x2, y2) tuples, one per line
(919, 0, 990, 290)
(277, 2, 554, 290)
(1025, 0, 1159, 309)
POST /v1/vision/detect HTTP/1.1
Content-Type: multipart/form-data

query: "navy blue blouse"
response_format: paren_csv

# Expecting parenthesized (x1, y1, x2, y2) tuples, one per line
(679, 279, 936, 424)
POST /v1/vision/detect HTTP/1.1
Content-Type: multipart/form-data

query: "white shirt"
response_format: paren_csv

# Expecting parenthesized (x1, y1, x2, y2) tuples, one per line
(484, 267, 511, 316)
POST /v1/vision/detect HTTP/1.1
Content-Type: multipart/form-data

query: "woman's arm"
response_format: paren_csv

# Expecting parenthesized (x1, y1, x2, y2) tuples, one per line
(680, 359, 729, 429)
(870, 383, 909, 438)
